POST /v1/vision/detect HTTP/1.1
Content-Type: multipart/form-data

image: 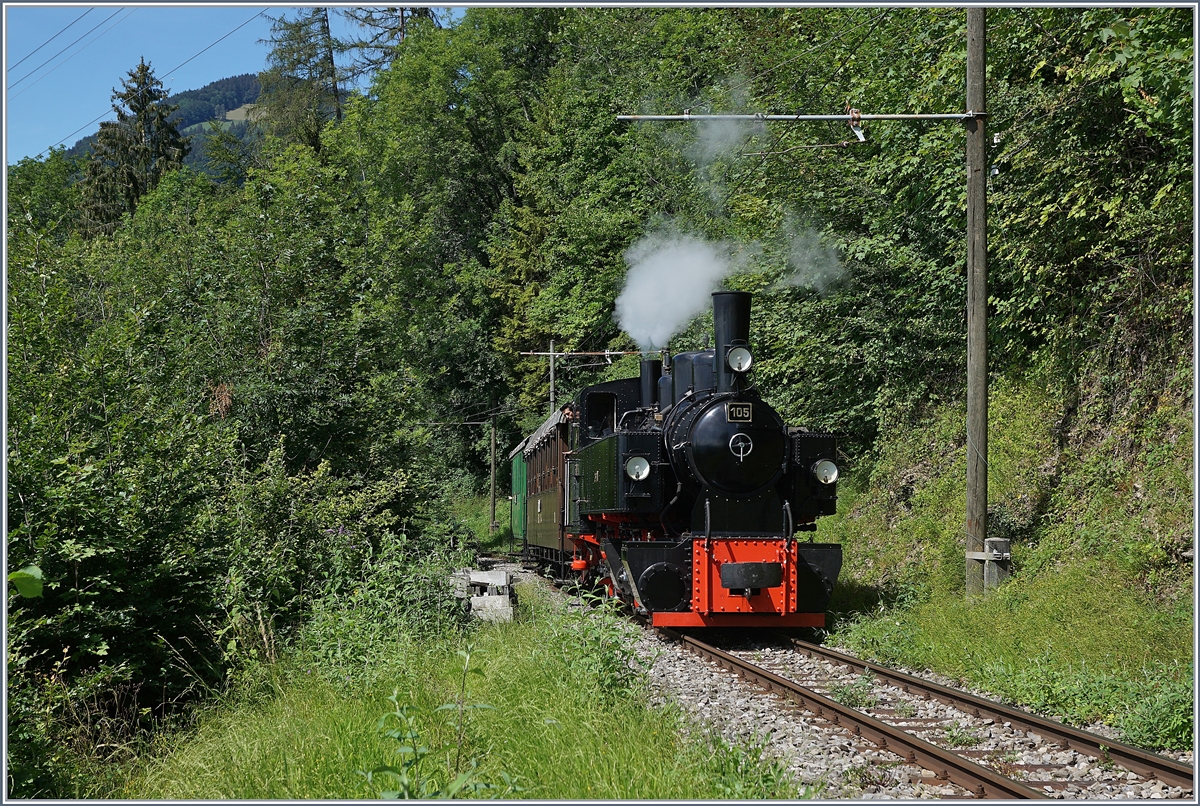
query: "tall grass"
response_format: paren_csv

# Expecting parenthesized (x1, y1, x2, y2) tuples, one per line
(120, 584, 804, 799)
(831, 562, 1193, 749)
(448, 493, 517, 555)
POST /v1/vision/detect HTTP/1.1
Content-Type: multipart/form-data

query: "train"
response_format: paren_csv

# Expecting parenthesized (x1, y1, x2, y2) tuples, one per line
(509, 290, 842, 628)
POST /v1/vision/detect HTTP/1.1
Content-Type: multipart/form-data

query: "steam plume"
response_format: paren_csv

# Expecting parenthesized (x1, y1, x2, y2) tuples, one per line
(615, 223, 738, 351)
(776, 219, 845, 295)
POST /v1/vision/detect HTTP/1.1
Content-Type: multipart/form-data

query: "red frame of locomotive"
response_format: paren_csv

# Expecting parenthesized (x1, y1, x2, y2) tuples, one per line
(565, 513, 825, 628)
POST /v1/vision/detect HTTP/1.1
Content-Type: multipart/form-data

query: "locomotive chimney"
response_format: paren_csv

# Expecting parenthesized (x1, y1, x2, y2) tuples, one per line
(640, 358, 662, 409)
(713, 290, 752, 393)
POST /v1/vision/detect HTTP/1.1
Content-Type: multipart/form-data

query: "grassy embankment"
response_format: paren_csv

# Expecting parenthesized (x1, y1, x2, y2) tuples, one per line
(820, 375, 1193, 750)
(448, 493, 518, 556)
(115, 583, 807, 799)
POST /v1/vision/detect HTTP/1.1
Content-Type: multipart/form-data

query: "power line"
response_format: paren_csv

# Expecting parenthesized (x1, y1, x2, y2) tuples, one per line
(7, 7, 124, 91)
(8, 7, 92, 71)
(34, 8, 268, 160)
(9, 8, 135, 102)
(160, 9, 267, 82)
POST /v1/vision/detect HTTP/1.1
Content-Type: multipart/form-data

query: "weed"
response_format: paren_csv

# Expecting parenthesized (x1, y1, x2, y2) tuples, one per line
(359, 697, 440, 798)
(1117, 676, 1194, 751)
(550, 588, 647, 698)
(828, 672, 878, 710)
(706, 733, 801, 799)
(843, 761, 899, 790)
(988, 751, 1021, 778)
(891, 699, 918, 719)
(360, 645, 521, 799)
(941, 721, 982, 747)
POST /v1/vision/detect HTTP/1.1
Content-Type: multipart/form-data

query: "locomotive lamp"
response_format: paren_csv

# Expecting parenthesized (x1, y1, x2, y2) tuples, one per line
(813, 459, 839, 485)
(727, 346, 753, 372)
(624, 455, 651, 481)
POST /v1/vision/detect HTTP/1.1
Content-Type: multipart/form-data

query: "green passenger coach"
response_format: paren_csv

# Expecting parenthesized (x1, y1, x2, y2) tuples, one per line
(509, 440, 528, 544)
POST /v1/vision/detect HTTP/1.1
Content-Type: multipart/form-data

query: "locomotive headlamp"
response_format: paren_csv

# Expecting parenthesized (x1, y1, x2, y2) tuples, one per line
(624, 456, 651, 481)
(812, 459, 839, 485)
(727, 346, 753, 373)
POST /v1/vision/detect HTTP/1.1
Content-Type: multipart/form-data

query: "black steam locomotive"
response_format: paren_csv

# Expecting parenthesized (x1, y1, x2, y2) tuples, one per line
(511, 291, 842, 627)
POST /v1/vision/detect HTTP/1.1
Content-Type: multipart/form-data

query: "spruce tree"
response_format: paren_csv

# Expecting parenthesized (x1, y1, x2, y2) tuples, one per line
(258, 8, 344, 152)
(80, 58, 188, 237)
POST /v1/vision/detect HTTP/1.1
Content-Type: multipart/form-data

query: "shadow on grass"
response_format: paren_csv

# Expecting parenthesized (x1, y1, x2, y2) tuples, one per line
(824, 577, 922, 634)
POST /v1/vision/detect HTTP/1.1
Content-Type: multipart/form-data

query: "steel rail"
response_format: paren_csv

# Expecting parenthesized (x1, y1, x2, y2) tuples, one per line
(784, 637, 1195, 791)
(661, 629, 1046, 799)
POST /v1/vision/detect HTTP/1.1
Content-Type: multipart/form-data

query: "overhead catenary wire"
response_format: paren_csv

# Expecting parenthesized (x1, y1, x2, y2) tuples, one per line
(8, 9, 137, 103)
(7, 7, 125, 91)
(32, 8, 268, 160)
(161, 8, 267, 82)
(9, 7, 137, 109)
(8, 7, 92, 72)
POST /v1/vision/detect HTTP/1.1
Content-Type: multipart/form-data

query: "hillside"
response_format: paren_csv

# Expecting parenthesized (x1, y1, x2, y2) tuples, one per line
(65, 72, 260, 161)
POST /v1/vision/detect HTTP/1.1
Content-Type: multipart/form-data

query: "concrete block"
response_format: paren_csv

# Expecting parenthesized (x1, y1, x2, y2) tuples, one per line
(469, 570, 510, 588)
(469, 595, 514, 622)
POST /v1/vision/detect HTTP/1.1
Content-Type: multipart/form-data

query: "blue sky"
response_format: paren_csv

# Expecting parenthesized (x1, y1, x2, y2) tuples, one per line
(3, 5, 385, 165)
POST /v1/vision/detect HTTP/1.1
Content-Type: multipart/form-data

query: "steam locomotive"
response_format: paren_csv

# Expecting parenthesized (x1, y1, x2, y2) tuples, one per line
(510, 291, 842, 628)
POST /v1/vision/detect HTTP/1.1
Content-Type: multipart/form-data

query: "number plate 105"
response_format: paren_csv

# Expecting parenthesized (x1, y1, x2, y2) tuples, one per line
(726, 402, 753, 423)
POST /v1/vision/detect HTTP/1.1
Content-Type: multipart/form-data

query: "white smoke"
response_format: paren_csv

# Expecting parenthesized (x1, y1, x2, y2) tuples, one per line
(615, 223, 739, 351)
(615, 216, 846, 350)
(777, 222, 845, 296)
(679, 76, 765, 207)
(686, 116, 760, 167)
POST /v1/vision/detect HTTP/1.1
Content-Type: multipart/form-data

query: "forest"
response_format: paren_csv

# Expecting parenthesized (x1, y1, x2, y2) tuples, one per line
(5, 7, 1193, 797)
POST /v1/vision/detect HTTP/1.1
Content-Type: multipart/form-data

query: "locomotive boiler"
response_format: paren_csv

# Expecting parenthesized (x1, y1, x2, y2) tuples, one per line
(511, 291, 842, 628)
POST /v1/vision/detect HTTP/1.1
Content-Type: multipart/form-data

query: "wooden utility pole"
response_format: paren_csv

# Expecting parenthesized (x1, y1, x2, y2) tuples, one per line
(549, 339, 555, 413)
(489, 415, 498, 535)
(965, 7, 1000, 595)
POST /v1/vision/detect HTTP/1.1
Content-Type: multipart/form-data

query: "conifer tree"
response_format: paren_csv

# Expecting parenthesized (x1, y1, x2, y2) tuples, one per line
(338, 7, 440, 79)
(258, 8, 344, 152)
(79, 58, 188, 237)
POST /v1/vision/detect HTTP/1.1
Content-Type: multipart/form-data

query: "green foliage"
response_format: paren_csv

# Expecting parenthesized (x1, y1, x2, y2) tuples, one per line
(9, 566, 44, 599)
(168, 72, 260, 130)
(294, 537, 472, 687)
(361, 646, 520, 799)
(941, 722, 982, 748)
(258, 9, 346, 152)
(547, 590, 648, 699)
(818, 379, 1060, 604)
(1118, 678, 1194, 751)
(79, 58, 189, 236)
(706, 733, 799, 799)
(6, 148, 83, 244)
(361, 698, 505, 799)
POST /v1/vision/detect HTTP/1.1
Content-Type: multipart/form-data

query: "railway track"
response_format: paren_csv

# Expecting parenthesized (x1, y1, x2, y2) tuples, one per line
(505, 559, 1192, 798)
(661, 629, 1194, 799)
